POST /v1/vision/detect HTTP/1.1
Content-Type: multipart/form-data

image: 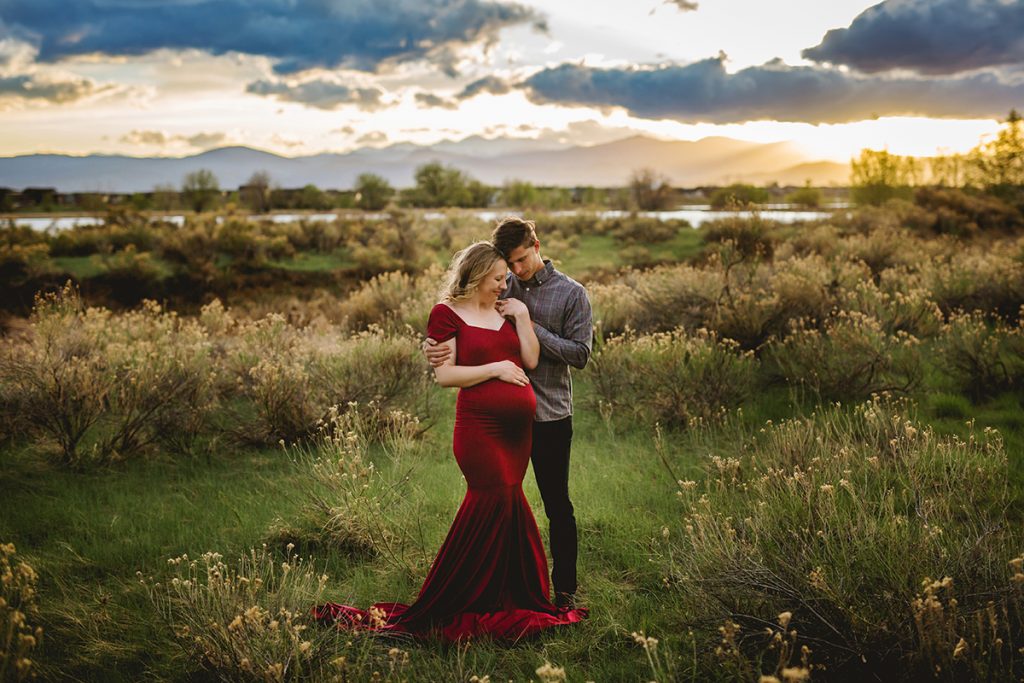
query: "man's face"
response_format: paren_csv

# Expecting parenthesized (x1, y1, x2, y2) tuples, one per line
(505, 241, 543, 281)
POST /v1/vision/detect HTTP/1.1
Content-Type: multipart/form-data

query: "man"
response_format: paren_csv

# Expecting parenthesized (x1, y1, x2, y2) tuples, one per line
(425, 216, 593, 608)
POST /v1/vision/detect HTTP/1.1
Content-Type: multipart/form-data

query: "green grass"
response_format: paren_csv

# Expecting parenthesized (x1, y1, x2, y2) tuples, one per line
(267, 251, 355, 273)
(49, 253, 177, 281)
(5, 374, 1020, 680)
(649, 227, 705, 263)
(0, 446, 311, 680)
(556, 228, 705, 278)
(555, 234, 619, 275)
(0, 383, 694, 681)
(51, 255, 104, 279)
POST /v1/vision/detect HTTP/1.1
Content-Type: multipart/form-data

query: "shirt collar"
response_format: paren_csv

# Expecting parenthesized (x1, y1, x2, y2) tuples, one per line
(527, 259, 555, 287)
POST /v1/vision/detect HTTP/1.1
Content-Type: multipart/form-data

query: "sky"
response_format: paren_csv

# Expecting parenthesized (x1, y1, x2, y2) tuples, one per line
(0, 0, 1021, 161)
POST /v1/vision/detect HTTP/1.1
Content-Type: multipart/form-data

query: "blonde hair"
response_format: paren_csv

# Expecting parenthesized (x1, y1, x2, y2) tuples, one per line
(440, 241, 504, 302)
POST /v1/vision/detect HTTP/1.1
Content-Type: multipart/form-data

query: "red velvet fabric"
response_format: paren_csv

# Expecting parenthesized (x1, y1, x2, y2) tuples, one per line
(313, 303, 587, 641)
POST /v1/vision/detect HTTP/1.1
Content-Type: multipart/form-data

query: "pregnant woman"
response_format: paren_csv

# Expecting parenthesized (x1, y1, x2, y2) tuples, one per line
(314, 242, 587, 641)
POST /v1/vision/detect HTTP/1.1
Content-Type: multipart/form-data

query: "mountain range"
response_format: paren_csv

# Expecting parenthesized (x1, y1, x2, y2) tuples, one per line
(0, 135, 850, 192)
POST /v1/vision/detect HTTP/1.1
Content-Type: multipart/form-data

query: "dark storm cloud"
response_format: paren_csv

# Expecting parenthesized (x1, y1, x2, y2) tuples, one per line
(0, 72, 108, 102)
(521, 57, 1024, 124)
(803, 0, 1024, 75)
(0, 0, 539, 74)
(457, 75, 511, 98)
(246, 79, 384, 110)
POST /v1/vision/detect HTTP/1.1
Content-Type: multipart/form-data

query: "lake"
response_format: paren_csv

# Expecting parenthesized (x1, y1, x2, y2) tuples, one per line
(7, 205, 846, 232)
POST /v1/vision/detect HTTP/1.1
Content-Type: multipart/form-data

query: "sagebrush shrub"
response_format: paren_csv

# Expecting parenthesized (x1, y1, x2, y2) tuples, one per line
(767, 311, 923, 401)
(215, 218, 295, 267)
(0, 243, 51, 285)
(914, 186, 1024, 235)
(663, 397, 1022, 679)
(345, 214, 425, 277)
(336, 265, 443, 333)
(229, 314, 428, 444)
(840, 277, 944, 338)
(0, 284, 216, 466)
(1, 542, 43, 682)
(771, 254, 867, 328)
(276, 402, 420, 559)
(610, 217, 682, 245)
(309, 328, 428, 417)
(590, 263, 722, 336)
(146, 547, 375, 682)
(589, 327, 756, 427)
(835, 227, 921, 275)
(711, 288, 784, 350)
(934, 311, 1024, 399)
(923, 251, 1024, 319)
(701, 215, 779, 260)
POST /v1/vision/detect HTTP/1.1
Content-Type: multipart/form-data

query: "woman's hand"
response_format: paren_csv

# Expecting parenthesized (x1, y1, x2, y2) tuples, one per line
(496, 298, 540, 370)
(496, 298, 529, 321)
(492, 360, 530, 386)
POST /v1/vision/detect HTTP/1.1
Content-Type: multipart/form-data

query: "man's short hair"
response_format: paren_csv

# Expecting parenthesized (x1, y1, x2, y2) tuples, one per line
(491, 216, 538, 260)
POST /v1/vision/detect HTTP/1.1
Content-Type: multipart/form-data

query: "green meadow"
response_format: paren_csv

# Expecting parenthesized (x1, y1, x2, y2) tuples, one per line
(2, 199, 1024, 681)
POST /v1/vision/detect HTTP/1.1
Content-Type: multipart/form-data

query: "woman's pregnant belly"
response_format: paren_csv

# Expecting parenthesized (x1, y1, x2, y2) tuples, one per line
(458, 378, 536, 423)
(452, 379, 537, 488)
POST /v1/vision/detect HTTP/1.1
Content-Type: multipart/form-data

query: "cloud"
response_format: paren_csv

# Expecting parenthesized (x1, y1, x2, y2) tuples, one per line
(119, 129, 227, 148)
(803, 0, 1024, 75)
(0, 72, 111, 103)
(457, 75, 511, 98)
(246, 79, 384, 110)
(0, 38, 28, 71)
(270, 134, 304, 149)
(412, 75, 514, 109)
(356, 131, 388, 145)
(0, 0, 540, 75)
(415, 92, 457, 109)
(521, 56, 1024, 124)
(120, 130, 168, 146)
(186, 132, 228, 148)
(664, 0, 698, 11)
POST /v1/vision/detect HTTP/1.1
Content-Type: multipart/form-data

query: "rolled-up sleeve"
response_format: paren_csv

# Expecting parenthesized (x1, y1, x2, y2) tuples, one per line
(533, 288, 593, 369)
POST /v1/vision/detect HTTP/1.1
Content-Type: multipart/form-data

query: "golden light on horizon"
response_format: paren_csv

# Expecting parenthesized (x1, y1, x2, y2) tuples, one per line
(573, 113, 1003, 163)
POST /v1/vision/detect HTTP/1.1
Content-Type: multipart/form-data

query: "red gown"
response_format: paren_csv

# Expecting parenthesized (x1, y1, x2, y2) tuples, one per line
(313, 303, 587, 641)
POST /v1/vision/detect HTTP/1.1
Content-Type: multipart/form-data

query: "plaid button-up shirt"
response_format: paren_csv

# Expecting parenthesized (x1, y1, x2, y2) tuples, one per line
(503, 260, 593, 422)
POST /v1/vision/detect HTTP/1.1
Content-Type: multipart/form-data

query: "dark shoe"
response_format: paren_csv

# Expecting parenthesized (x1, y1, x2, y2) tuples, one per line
(554, 592, 576, 609)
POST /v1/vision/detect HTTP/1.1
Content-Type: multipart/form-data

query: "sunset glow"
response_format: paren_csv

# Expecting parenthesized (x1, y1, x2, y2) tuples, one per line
(0, 0, 1018, 174)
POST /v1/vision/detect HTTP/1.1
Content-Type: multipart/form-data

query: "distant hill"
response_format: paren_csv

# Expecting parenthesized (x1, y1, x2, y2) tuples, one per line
(0, 136, 849, 192)
(736, 161, 850, 187)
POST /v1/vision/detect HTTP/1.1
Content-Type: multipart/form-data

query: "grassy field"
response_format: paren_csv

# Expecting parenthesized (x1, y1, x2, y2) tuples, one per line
(0, 384, 681, 681)
(3, 205, 1024, 681)
(2, 378, 1022, 681)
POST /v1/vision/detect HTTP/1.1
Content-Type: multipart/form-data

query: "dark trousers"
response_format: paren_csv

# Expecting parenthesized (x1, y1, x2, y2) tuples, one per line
(530, 417, 577, 596)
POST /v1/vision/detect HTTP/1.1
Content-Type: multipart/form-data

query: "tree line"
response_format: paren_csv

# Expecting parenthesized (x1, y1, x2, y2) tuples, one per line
(2, 160, 837, 215)
(850, 109, 1024, 207)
